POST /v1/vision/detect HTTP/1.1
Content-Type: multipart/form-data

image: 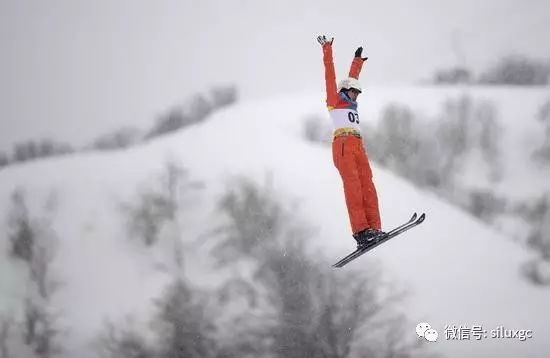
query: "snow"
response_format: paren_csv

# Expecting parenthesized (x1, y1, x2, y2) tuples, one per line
(0, 85, 549, 357)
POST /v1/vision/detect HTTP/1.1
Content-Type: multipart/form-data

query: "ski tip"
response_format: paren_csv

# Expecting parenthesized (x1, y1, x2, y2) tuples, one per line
(417, 213, 426, 223)
(411, 212, 417, 221)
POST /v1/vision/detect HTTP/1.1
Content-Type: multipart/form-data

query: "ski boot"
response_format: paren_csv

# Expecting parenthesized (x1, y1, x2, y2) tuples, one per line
(353, 228, 387, 250)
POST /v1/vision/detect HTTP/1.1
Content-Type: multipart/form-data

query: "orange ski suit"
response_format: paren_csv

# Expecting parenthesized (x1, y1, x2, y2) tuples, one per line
(321, 43, 382, 234)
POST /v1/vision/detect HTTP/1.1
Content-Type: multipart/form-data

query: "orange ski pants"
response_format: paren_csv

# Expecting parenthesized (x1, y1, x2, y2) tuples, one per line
(332, 135, 381, 234)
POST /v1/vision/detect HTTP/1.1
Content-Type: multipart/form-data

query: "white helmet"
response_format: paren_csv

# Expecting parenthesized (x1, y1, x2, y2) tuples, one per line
(337, 77, 362, 93)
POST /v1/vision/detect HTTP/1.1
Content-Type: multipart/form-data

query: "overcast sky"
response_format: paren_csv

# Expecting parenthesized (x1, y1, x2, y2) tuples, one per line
(1, 0, 549, 152)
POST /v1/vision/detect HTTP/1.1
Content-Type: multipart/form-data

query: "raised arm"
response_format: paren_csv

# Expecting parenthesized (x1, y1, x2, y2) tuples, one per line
(317, 35, 338, 108)
(348, 46, 368, 79)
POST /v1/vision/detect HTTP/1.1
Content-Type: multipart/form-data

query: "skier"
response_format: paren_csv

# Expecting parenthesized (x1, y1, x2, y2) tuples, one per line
(317, 34, 386, 249)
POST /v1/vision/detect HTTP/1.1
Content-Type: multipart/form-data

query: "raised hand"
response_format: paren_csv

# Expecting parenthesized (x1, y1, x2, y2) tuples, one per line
(354, 46, 368, 61)
(317, 35, 334, 46)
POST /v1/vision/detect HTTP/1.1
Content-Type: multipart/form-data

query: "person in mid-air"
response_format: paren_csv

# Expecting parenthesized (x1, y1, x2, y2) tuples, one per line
(317, 34, 386, 249)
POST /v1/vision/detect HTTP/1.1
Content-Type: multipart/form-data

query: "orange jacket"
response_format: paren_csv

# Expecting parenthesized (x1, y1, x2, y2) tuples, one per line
(322, 43, 364, 110)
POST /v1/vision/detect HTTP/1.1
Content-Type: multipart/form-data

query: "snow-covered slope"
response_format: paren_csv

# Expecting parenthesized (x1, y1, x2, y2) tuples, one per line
(0, 86, 549, 358)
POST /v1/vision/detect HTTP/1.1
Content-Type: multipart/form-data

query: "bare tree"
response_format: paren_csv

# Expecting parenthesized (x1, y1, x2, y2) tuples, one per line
(433, 67, 472, 84)
(368, 104, 447, 189)
(8, 190, 35, 262)
(533, 98, 550, 163)
(187, 94, 213, 121)
(538, 98, 550, 135)
(22, 298, 61, 358)
(11, 140, 73, 164)
(0, 316, 13, 358)
(96, 320, 155, 358)
(478, 55, 549, 85)
(373, 104, 420, 176)
(123, 161, 201, 250)
(514, 195, 550, 285)
(146, 93, 214, 140)
(212, 177, 432, 357)
(91, 127, 142, 151)
(96, 279, 222, 358)
(210, 85, 238, 108)
(152, 279, 217, 358)
(526, 197, 550, 260)
(467, 190, 507, 221)
(99, 162, 214, 358)
(435, 96, 472, 177)
(369, 96, 502, 192)
(4, 190, 63, 358)
(146, 108, 193, 139)
(0, 152, 8, 169)
(212, 176, 284, 264)
(475, 101, 502, 182)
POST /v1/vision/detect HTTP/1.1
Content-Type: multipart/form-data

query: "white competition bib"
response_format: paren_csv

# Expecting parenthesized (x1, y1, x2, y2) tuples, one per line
(329, 108, 361, 131)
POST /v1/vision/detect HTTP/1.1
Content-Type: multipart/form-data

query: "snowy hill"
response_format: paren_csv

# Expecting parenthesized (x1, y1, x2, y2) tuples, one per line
(0, 86, 549, 358)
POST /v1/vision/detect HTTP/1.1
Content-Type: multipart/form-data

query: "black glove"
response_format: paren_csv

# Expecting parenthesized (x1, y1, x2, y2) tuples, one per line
(354, 46, 368, 61)
(317, 35, 334, 46)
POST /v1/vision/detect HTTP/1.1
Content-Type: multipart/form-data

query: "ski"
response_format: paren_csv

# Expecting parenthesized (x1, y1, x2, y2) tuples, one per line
(332, 212, 426, 268)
